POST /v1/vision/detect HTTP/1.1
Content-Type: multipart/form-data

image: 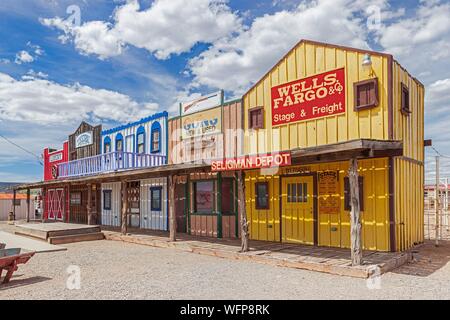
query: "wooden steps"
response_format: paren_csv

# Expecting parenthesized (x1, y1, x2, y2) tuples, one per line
(49, 232, 105, 245)
(14, 223, 104, 245)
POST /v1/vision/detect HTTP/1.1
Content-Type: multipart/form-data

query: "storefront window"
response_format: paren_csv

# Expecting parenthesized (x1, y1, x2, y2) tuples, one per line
(255, 182, 269, 210)
(194, 181, 214, 213)
(103, 190, 112, 210)
(221, 179, 234, 214)
(150, 187, 162, 211)
(70, 192, 82, 205)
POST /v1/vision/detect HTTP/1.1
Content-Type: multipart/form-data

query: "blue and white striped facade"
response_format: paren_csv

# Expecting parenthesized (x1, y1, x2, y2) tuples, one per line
(101, 111, 168, 159)
(100, 111, 169, 231)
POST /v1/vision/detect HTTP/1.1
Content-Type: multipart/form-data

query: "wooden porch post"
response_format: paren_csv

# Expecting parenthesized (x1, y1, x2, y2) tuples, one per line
(26, 189, 31, 223)
(121, 181, 128, 235)
(87, 184, 93, 225)
(349, 158, 363, 266)
(12, 189, 16, 221)
(238, 171, 249, 252)
(169, 175, 177, 242)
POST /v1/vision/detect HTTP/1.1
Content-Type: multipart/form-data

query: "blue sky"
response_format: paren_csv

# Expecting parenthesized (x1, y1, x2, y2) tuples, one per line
(0, 0, 449, 182)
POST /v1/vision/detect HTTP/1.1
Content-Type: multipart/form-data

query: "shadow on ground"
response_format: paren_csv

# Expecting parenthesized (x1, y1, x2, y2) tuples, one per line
(0, 275, 52, 290)
(392, 240, 450, 277)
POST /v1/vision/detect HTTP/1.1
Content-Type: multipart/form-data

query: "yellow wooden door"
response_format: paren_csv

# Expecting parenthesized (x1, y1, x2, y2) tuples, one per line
(282, 176, 315, 244)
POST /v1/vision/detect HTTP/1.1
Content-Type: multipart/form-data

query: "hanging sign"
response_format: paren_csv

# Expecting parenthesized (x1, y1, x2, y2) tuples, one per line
(318, 171, 340, 214)
(181, 91, 222, 116)
(182, 107, 222, 139)
(49, 152, 63, 163)
(75, 131, 93, 148)
(271, 68, 346, 126)
(211, 152, 291, 172)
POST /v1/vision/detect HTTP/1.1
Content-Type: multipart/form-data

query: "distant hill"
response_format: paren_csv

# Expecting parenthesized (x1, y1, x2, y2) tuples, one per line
(0, 182, 22, 192)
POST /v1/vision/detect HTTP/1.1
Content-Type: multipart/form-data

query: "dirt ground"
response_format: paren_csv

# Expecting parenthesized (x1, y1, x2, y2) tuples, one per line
(1, 230, 450, 300)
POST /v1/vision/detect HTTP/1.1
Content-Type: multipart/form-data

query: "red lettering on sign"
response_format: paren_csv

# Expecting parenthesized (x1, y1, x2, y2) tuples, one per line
(211, 152, 292, 172)
(271, 68, 346, 126)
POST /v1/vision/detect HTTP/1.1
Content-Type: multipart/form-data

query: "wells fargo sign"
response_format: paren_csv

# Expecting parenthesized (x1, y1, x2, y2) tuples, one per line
(182, 107, 222, 139)
(211, 152, 291, 172)
(271, 68, 346, 126)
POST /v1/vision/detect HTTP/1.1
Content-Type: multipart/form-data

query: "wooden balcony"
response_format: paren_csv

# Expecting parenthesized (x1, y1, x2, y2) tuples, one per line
(57, 152, 166, 178)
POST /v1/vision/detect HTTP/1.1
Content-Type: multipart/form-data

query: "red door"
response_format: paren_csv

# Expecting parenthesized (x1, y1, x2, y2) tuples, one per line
(47, 188, 65, 221)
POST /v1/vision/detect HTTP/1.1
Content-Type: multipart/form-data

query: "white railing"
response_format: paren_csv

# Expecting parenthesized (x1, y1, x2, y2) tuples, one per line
(58, 152, 166, 178)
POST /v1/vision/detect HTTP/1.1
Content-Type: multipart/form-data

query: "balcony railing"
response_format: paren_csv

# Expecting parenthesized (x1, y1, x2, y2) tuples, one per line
(57, 151, 166, 178)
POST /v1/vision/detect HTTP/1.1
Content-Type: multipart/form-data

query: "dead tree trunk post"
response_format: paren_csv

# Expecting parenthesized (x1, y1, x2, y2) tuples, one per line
(238, 171, 249, 252)
(87, 184, 93, 225)
(121, 181, 128, 235)
(169, 175, 177, 242)
(349, 158, 363, 266)
(12, 189, 16, 221)
(26, 189, 31, 223)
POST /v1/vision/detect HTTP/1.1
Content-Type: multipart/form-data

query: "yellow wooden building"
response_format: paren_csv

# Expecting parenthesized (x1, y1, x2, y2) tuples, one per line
(242, 40, 424, 252)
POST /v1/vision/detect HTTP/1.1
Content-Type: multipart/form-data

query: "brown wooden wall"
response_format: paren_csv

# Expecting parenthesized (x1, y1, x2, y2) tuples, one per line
(168, 100, 243, 164)
(69, 122, 102, 160)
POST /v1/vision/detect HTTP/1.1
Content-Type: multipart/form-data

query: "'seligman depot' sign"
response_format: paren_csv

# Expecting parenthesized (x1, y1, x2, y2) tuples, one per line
(211, 152, 291, 172)
(271, 68, 346, 126)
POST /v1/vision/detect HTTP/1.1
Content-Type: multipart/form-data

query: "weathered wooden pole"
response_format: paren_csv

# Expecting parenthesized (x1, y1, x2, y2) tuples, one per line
(87, 183, 93, 225)
(169, 175, 177, 242)
(12, 189, 16, 221)
(26, 189, 31, 223)
(435, 156, 440, 246)
(121, 181, 128, 235)
(349, 158, 363, 266)
(238, 171, 249, 252)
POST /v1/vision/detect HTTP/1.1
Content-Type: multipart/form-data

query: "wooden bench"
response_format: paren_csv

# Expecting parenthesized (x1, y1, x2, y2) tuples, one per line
(0, 248, 35, 284)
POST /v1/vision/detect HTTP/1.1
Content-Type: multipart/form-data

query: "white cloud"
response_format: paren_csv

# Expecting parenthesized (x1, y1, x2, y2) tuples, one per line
(14, 50, 34, 64)
(21, 69, 49, 81)
(41, 0, 241, 60)
(188, 0, 376, 94)
(0, 72, 159, 124)
(0, 58, 10, 64)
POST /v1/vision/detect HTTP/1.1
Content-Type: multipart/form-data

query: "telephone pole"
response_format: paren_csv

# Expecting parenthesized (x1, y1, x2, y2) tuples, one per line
(436, 156, 440, 246)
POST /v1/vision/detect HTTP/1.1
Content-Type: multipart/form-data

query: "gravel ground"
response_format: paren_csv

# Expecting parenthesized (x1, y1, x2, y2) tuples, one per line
(1, 237, 450, 300)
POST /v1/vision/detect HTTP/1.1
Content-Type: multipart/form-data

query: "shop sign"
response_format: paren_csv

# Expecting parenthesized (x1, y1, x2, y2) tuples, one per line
(211, 152, 291, 172)
(182, 107, 222, 139)
(271, 68, 346, 126)
(75, 131, 93, 148)
(283, 166, 312, 175)
(181, 91, 222, 116)
(318, 171, 340, 214)
(49, 152, 63, 163)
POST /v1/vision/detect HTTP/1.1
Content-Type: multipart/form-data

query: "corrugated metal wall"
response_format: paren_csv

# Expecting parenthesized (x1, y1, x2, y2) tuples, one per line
(243, 41, 390, 154)
(245, 158, 391, 251)
(140, 177, 168, 231)
(392, 61, 425, 251)
(0, 199, 30, 221)
(101, 182, 121, 227)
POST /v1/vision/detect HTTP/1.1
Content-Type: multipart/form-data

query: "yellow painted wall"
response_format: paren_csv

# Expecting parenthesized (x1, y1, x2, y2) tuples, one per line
(392, 61, 425, 251)
(245, 158, 391, 251)
(243, 41, 390, 154)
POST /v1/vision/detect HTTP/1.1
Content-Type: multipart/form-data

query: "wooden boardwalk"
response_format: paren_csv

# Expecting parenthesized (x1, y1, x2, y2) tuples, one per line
(102, 227, 411, 278)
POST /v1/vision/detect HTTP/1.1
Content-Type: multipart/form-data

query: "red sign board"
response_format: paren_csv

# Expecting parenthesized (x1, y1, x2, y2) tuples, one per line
(211, 152, 291, 172)
(271, 68, 346, 126)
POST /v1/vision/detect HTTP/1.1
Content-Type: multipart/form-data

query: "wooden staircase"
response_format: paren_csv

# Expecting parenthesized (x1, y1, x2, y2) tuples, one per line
(15, 223, 105, 245)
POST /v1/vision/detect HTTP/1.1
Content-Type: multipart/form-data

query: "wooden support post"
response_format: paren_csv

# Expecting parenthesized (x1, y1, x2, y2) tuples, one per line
(349, 158, 363, 266)
(121, 181, 128, 235)
(169, 175, 177, 242)
(87, 184, 93, 225)
(26, 189, 31, 223)
(238, 171, 249, 252)
(12, 189, 16, 221)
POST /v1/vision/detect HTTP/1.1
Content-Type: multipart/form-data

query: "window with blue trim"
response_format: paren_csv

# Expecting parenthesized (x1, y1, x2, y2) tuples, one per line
(116, 133, 123, 152)
(136, 126, 145, 154)
(104, 137, 111, 153)
(150, 122, 161, 153)
(150, 187, 162, 211)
